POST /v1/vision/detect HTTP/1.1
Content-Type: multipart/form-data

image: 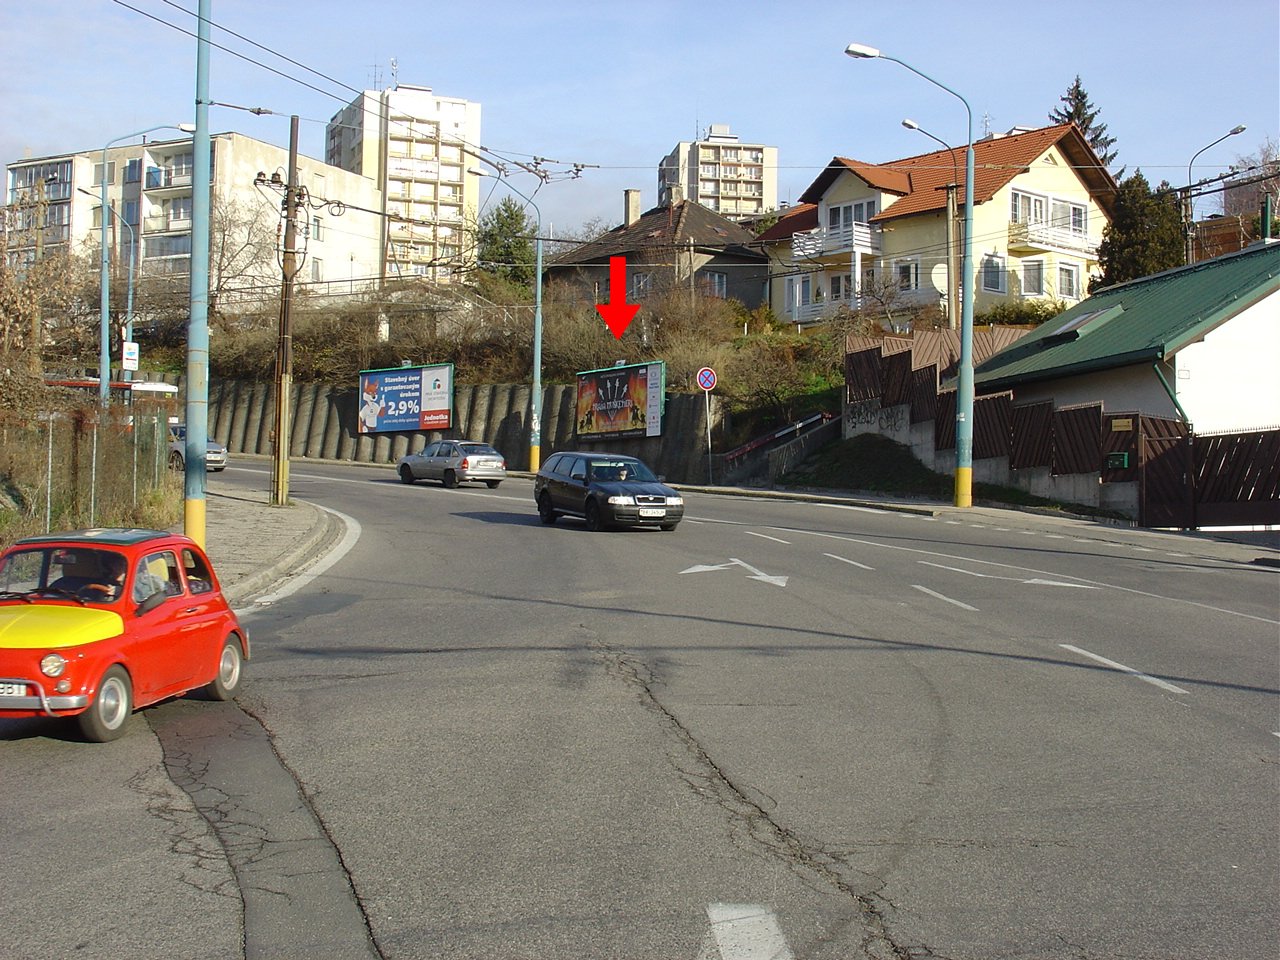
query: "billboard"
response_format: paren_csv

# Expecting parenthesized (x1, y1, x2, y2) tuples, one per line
(356, 363, 453, 434)
(575, 361, 664, 440)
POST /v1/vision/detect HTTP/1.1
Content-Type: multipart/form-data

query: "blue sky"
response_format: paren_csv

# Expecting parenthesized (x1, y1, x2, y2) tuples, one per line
(4, 0, 1277, 233)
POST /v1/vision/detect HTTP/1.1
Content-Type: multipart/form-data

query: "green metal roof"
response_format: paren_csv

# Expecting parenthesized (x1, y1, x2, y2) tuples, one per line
(974, 242, 1280, 393)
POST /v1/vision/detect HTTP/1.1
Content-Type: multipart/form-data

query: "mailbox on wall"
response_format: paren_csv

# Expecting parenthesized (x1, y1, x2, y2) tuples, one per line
(1105, 451, 1130, 470)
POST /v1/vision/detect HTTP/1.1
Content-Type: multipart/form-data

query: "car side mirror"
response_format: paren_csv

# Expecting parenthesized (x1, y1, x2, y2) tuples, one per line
(571, 471, 586, 482)
(134, 591, 167, 616)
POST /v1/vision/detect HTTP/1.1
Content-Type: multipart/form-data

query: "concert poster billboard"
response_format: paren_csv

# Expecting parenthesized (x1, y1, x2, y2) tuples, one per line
(574, 361, 664, 440)
(356, 363, 453, 434)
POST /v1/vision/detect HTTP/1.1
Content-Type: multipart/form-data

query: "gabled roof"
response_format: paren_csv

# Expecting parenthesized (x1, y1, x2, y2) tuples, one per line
(800, 123, 1117, 222)
(551, 199, 765, 265)
(973, 242, 1280, 393)
(755, 203, 817, 243)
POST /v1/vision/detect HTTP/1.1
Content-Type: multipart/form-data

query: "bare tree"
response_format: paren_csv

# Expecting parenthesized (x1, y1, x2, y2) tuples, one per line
(1225, 137, 1280, 222)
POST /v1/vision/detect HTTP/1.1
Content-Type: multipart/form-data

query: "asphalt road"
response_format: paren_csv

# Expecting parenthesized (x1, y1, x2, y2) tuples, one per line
(3, 460, 1277, 960)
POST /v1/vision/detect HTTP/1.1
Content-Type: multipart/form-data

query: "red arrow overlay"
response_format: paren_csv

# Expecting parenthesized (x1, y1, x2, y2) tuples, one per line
(595, 255, 641, 340)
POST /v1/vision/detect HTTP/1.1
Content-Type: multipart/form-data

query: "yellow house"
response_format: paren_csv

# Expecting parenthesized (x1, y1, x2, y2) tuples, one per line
(759, 123, 1118, 327)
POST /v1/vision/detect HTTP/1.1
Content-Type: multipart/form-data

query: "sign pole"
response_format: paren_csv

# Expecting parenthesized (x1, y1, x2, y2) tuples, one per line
(696, 366, 717, 485)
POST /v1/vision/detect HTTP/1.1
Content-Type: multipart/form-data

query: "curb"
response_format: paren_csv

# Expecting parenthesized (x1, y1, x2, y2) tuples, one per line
(223, 501, 346, 606)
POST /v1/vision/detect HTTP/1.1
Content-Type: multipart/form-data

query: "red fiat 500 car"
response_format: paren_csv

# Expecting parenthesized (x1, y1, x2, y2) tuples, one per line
(0, 529, 248, 742)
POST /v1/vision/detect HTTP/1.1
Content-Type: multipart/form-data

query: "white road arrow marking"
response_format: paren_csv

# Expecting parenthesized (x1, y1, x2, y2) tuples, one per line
(696, 903, 794, 960)
(679, 559, 788, 587)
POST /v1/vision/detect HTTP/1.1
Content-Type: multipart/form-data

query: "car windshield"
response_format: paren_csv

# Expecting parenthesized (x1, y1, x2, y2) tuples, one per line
(0, 546, 129, 604)
(588, 460, 656, 483)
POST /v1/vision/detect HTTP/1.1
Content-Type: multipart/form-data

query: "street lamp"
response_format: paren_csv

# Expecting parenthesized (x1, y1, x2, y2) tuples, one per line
(82, 188, 136, 379)
(469, 167, 545, 471)
(99, 124, 194, 404)
(902, 118, 960, 330)
(1184, 125, 1247, 264)
(847, 43, 976, 508)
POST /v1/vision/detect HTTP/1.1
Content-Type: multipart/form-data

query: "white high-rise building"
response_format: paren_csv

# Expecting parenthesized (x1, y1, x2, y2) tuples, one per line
(658, 124, 777, 219)
(326, 84, 482, 283)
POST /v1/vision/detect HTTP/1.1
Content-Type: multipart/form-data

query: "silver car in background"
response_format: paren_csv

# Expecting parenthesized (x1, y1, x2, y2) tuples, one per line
(168, 424, 228, 472)
(397, 440, 506, 489)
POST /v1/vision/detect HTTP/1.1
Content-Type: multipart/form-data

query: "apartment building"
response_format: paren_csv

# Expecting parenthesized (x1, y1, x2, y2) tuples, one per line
(657, 124, 778, 220)
(326, 84, 482, 282)
(5, 132, 383, 302)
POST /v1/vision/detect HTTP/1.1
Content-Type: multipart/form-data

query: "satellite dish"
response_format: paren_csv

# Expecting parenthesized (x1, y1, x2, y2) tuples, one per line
(930, 264, 949, 290)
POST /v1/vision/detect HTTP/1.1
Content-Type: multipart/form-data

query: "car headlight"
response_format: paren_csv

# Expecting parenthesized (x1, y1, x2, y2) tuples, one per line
(607, 495, 636, 506)
(40, 653, 67, 677)
(666, 496, 684, 506)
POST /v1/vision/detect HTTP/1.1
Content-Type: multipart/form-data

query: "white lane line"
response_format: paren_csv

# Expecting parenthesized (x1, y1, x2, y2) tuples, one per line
(912, 584, 978, 611)
(824, 553, 875, 571)
(746, 531, 791, 544)
(698, 904, 794, 960)
(1044, 534, 1066, 540)
(918, 560, 1096, 589)
(994, 527, 1011, 532)
(945, 520, 963, 525)
(969, 523, 987, 528)
(1059, 644, 1189, 695)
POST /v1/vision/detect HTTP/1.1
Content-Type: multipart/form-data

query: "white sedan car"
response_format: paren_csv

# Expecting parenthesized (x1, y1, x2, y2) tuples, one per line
(397, 440, 506, 489)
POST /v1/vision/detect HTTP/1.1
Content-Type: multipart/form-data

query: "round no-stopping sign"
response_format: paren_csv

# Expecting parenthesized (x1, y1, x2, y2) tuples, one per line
(696, 367, 717, 391)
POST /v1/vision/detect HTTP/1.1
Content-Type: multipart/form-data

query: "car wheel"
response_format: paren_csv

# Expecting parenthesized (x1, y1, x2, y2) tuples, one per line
(584, 499, 606, 532)
(168, 451, 184, 471)
(206, 636, 243, 701)
(77, 665, 132, 742)
(485, 480, 501, 489)
(660, 523, 677, 532)
(443, 469, 459, 489)
(398, 464, 416, 484)
(537, 492, 557, 525)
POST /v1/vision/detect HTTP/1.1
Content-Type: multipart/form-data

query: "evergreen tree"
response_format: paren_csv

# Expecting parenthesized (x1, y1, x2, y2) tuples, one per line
(1050, 75, 1121, 174)
(1094, 170, 1184, 290)
(476, 196, 536, 288)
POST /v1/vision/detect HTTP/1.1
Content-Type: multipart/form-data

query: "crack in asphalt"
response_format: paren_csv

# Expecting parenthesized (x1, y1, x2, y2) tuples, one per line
(590, 638, 918, 960)
(153, 702, 384, 960)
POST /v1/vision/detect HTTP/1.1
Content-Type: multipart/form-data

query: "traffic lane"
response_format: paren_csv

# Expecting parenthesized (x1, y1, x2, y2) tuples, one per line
(0, 711, 241, 960)
(227, 477, 883, 956)
(641, 514, 1279, 957)
(680, 504, 1279, 741)
(684, 493, 1280, 622)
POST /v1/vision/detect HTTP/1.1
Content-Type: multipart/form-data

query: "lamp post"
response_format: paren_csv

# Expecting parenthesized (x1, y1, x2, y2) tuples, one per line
(99, 124, 194, 404)
(82, 188, 136, 378)
(847, 43, 976, 508)
(903, 118, 960, 330)
(1184, 125, 1246, 264)
(469, 167, 545, 471)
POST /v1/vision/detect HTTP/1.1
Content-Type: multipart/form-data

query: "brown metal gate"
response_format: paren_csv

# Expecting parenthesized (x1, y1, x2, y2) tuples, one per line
(1139, 416, 1193, 528)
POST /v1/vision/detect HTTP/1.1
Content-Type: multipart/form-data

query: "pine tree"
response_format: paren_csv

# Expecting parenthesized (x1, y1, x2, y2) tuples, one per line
(1050, 75, 1121, 174)
(477, 197, 536, 288)
(1094, 171, 1183, 289)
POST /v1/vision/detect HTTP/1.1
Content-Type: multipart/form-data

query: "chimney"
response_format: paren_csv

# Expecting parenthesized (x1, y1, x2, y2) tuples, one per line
(624, 189, 641, 227)
(668, 182, 683, 205)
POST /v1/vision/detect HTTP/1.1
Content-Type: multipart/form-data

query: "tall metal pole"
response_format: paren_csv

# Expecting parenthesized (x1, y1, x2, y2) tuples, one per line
(271, 116, 301, 506)
(185, 0, 212, 546)
(848, 43, 975, 507)
(1185, 125, 1247, 265)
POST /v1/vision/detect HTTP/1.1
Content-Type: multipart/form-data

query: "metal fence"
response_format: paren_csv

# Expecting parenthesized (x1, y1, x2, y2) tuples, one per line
(0, 404, 180, 546)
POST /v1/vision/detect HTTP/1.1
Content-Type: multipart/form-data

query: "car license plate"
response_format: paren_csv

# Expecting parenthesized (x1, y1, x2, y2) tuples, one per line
(0, 682, 28, 697)
(638, 508, 665, 518)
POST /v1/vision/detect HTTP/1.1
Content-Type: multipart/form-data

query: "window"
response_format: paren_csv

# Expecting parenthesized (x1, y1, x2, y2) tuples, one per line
(1011, 190, 1046, 225)
(93, 161, 117, 188)
(123, 201, 139, 226)
(311, 258, 323, 282)
(132, 551, 182, 603)
(895, 260, 919, 291)
(125, 159, 141, 183)
(181, 548, 214, 595)
(1050, 199, 1086, 234)
(171, 153, 194, 177)
(311, 216, 323, 240)
(144, 234, 192, 257)
(981, 254, 1006, 293)
(170, 197, 192, 222)
(1058, 263, 1081, 299)
(699, 271, 728, 298)
(630, 272, 651, 299)
(830, 273, 854, 301)
(1021, 260, 1044, 296)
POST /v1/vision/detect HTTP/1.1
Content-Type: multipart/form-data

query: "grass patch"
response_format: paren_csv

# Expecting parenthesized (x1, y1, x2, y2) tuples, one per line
(780, 433, 1129, 521)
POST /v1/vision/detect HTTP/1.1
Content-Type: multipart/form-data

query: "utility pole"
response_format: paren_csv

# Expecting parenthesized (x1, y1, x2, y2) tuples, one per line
(271, 115, 302, 507)
(31, 177, 50, 371)
(944, 182, 958, 329)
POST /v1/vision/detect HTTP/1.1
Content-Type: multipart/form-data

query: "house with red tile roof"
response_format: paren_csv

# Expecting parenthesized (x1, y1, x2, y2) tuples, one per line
(758, 124, 1118, 328)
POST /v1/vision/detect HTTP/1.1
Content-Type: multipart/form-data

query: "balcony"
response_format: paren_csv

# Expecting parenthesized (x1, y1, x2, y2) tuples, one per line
(144, 167, 193, 193)
(791, 222, 881, 260)
(787, 288, 939, 326)
(1007, 221, 1098, 257)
